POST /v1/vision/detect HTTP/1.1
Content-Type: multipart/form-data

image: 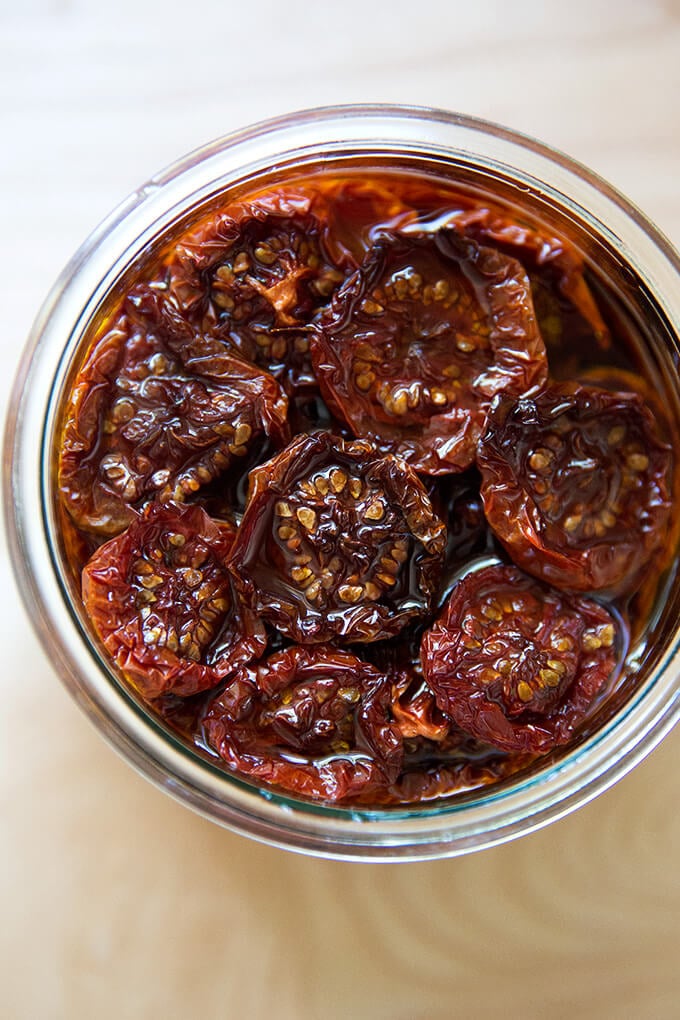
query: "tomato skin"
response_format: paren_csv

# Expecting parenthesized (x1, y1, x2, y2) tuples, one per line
(422, 563, 621, 754)
(203, 645, 403, 801)
(477, 382, 673, 594)
(59, 289, 289, 537)
(351, 729, 532, 806)
(311, 228, 547, 474)
(163, 189, 350, 394)
(228, 431, 447, 644)
(390, 673, 451, 742)
(82, 502, 266, 700)
(314, 176, 418, 265)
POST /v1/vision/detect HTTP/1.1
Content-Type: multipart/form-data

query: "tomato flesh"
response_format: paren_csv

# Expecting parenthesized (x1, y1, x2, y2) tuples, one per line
(82, 503, 266, 699)
(59, 289, 289, 536)
(228, 431, 447, 643)
(203, 646, 402, 801)
(422, 563, 621, 754)
(478, 382, 673, 593)
(311, 228, 547, 473)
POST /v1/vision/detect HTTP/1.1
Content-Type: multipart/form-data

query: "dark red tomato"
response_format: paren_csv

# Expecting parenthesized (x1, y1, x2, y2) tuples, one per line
(82, 502, 266, 699)
(478, 382, 672, 594)
(203, 645, 403, 801)
(311, 228, 547, 473)
(422, 563, 621, 754)
(228, 431, 447, 643)
(164, 189, 348, 393)
(59, 291, 289, 536)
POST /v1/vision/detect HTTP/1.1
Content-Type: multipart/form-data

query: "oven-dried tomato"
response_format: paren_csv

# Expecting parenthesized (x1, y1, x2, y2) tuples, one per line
(59, 291, 289, 536)
(311, 228, 547, 473)
(164, 189, 348, 393)
(477, 382, 672, 594)
(82, 502, 266, 699)
(422, 563, 621, 753)
(228, 431, 447, 643)
(203, 645, 402, 801)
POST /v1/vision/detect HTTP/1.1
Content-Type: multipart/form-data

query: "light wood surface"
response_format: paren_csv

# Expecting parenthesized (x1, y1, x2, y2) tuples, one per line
(2, 3, 679, 1018)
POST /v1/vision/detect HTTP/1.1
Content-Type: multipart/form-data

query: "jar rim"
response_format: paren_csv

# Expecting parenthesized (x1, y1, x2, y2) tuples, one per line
(5, 103, 680, 861)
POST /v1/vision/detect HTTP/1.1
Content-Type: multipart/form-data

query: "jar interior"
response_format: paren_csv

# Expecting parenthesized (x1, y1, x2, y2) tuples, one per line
(45, 147, 680, 820)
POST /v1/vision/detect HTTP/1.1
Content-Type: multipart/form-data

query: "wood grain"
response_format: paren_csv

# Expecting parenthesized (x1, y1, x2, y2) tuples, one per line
(2, 2, 679, 1017)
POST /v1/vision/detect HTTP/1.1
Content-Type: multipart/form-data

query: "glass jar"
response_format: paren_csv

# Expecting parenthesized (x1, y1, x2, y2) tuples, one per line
(5, 105, 680, 861)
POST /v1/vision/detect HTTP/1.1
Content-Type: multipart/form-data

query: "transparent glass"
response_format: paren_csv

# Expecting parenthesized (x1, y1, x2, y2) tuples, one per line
(5, 105, 680, 861)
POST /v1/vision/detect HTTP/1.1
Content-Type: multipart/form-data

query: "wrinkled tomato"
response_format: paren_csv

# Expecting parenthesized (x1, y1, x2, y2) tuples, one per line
(164, 189, 348, 393)
(82, 502, 266, 699)
(228, 431, 447, 643)
(311, 227, 547, 473)
(422, 563, 621, 753)
(203, 645, 402, 801)
(355, 622, 450, 741)
(59, 289, 289, 536)
(478, 382, 672, 594)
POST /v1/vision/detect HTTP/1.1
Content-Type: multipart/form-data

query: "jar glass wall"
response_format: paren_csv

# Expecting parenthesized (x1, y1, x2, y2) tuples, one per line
(5, 105, 680, 860)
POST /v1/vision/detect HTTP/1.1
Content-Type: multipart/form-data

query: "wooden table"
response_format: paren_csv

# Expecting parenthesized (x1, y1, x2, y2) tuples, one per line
(2, 3, 679, 1016)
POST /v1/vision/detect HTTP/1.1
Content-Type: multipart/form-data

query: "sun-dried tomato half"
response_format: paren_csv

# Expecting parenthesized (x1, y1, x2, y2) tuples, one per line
(311, 228, 547, 473)
(82, 502, 266, 699)
(478, 382, 673, 594)
(228, 431, 447, 643)
(422, 563, 621, 754)
(59, 290, 289, 536)
(203, 645, 403, 801)
(164, 189, 348, 393)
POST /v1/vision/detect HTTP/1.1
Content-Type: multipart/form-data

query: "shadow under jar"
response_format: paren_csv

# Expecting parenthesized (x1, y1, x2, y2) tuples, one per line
(5, 106, 680, 861)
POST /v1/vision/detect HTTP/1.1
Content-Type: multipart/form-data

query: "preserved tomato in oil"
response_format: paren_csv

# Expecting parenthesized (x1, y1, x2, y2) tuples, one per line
(57, 164, 677, 806)
(60, 288, 289, 536)
(478, 383, 672, 594)
(162, 190, 349, 394)
(82, 502, 266, 699)
(311, 228, 547, 473)
(228, 431, 446, 643)
(203, 646, 402, 801)
(421, 563, 621, 754)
